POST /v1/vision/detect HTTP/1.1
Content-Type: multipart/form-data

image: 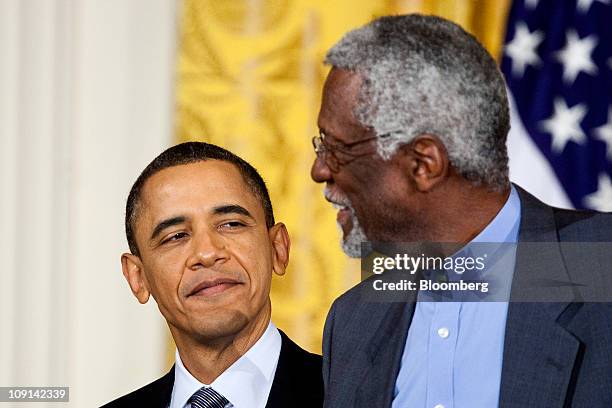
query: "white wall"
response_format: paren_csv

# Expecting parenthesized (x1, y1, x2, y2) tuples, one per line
(0, 0, 177, 406)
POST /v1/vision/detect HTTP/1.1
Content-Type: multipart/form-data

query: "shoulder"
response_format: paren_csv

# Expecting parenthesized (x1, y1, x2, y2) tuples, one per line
(99, 368, 174, 408)
(277, 330, 322, 376)
(515, 183, 612, 241)
(328, 278, 372, 315)
(266, 330, 322, 406)
(552, 207, 612, 241)
(326, 277, 400, 334)
(525, 197, 612, 299)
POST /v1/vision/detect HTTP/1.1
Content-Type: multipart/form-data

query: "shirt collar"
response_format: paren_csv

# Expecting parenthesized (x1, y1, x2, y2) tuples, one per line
(418, 185, 522, 301)
(170, 321, 281, 408)
(471, 184, 522, 245)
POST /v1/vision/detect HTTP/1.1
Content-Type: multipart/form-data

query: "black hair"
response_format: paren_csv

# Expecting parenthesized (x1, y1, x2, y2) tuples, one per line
(125, 142, 275, 256)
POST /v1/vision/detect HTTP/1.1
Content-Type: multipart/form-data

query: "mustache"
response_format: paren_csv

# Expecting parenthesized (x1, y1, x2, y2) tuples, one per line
(324, 186, 352, 208)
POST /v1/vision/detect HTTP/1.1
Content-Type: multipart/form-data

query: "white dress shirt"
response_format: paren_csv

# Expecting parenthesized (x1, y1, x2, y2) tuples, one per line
(169, 321, 282, 408)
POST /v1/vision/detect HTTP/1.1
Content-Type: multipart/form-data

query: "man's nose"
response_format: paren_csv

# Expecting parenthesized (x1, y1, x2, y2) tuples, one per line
(186, 229, 229, 270)
(311, 155, 332, 183)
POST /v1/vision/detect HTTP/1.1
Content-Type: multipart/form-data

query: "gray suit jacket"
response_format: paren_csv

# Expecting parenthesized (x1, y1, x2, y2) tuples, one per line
(322, 185, 612, 407)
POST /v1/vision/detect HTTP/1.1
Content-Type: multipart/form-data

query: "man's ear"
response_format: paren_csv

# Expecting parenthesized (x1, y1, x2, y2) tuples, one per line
(121, 253, 151, 304)
(268, 222, 290, 277)
(399, 134, 449, 192)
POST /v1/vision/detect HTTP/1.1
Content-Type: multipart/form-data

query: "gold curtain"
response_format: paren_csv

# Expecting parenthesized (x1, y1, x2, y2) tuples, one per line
(174, 0, 511, 355)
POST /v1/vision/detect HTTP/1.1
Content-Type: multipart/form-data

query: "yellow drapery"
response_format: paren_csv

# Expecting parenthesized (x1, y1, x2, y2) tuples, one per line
(174, 0, 511, 355)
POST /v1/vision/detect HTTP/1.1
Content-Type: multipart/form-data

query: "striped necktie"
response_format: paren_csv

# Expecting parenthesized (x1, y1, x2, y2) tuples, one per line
(188, 386, 230, 408)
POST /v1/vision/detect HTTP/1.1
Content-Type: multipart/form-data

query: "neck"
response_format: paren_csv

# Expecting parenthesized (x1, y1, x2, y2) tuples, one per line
(420, 180, 511, 243)
(171, 303, 271, 384)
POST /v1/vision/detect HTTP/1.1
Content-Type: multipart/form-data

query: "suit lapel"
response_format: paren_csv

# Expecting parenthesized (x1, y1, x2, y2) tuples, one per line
(142, 367, 174, 408)
(499, 302, 580, 407)
(158, 369, 175, 408)
(354, 300, 416, 408)
(266, 333, 294, 407)
(499, 186, 580, 407)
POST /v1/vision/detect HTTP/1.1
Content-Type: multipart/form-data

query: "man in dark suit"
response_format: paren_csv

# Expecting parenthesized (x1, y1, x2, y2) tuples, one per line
(311, 14, 612, 407)
(103, 142, 322, 408)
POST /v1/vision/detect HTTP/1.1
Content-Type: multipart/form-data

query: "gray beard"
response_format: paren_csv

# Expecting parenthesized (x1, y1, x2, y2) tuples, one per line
(339, 208, 368, 258)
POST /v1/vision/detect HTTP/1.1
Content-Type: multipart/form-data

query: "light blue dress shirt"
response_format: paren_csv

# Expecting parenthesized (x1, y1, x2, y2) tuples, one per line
(392, 186, 521, 408)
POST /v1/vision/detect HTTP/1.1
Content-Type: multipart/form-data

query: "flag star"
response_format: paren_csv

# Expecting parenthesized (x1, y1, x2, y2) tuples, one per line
(577, 0, 610, 13)
(525, 0, 540, 9)
(583, 173, 612, 211)
(505, 23, 543, 77)
(594, 107, 612, 160)
(540, 98, 587, 153)
(555, 30, 598, 85)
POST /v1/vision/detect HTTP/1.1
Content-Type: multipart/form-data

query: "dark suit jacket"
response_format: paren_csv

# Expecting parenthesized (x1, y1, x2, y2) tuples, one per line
(102, 330, 323, 408)
(322, 185, 612, 407)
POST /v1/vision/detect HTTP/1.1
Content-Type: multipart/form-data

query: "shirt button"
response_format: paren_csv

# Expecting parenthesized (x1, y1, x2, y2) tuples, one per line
(434, 404, 445, 408)
(437, 327, 449, 338)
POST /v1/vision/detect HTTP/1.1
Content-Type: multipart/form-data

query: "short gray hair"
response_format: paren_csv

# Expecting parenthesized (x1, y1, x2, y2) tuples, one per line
(325, 14, 510, 190)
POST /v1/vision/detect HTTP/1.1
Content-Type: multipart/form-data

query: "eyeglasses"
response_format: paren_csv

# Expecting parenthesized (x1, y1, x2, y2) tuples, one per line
(312, 130, 391, 172)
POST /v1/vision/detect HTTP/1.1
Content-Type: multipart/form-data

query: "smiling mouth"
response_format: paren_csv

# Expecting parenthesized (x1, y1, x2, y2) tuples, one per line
(332, 202, 351, 225)
(329, 202, 356, 238)
(188, 279, 241, 298)
(324, 187, 355, 236)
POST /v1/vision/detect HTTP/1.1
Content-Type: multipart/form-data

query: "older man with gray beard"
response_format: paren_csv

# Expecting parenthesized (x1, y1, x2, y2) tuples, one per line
(311, 14, 612, 408)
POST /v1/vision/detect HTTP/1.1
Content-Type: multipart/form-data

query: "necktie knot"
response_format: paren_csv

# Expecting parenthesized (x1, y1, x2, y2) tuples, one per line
(188, 386, 230, 408)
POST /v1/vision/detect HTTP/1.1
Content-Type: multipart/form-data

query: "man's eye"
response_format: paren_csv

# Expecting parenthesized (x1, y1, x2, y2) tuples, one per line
(220, 221, 246, 229)
(163, 232, 188, 243)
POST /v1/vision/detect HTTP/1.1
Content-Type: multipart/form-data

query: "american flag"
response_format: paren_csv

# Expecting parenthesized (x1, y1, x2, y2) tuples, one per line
(502, 0, 612, 211)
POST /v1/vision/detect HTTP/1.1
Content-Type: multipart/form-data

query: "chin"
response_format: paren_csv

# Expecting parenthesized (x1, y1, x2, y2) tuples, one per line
(339, 214, 368, 258)
(190, 311, 250, 343)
